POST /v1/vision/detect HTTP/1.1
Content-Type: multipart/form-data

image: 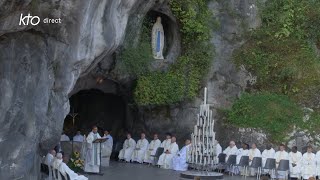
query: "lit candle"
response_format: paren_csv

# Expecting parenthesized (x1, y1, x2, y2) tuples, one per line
(194, 125, 197, 135)
(204, 87, 207, 105)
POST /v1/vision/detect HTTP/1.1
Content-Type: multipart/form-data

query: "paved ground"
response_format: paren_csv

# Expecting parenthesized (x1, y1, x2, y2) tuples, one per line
(87, 161, 257, 180)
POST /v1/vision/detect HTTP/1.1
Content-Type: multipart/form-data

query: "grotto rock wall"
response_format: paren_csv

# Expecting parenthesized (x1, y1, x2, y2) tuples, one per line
(0, 0, 160, 179)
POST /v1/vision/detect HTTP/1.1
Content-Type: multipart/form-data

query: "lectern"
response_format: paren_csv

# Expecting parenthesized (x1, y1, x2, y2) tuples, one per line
(92, 138, 107, 175)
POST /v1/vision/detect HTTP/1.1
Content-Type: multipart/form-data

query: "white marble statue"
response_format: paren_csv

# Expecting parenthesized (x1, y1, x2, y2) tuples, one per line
(152, 16, 164, 59)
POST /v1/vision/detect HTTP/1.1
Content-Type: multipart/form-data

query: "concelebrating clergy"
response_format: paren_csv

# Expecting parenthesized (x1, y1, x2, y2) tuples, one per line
(48, 126, 320, 180)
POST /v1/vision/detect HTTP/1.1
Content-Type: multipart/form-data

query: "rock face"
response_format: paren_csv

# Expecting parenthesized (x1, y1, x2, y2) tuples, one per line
(137, 0, 264, 148)
(0, 0, 265, 179)
(0, 0, 159, 179)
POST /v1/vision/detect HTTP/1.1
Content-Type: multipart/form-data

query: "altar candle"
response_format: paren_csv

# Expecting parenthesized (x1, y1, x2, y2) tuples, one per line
(204, 157, 207, 166)
(194, 125, 197, 135)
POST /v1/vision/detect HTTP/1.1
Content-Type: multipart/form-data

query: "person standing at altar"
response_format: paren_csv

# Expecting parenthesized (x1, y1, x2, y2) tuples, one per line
(223, 141, 238, 161)
(118, 133, 136, 162)
(131, 133, 149, 163)
(157, 136, 179, 169)
(144, 133, 161, 164)
(289, 146, 302, 179)
(172, 139, 191, 171)
(73, 130, 84, 142)
(101, 130, 113, 167)
(302, 146, 316, 180)
(84, 126, 101, 173)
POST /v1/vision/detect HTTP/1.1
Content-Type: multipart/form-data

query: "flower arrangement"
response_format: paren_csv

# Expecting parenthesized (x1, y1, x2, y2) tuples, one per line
(67, 151, 84, 172)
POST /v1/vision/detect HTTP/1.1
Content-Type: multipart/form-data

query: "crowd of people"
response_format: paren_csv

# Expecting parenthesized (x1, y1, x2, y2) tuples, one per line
(118, 132, 191, 171)
(44, 125, 320, 180)
(221, 141, 320, 180)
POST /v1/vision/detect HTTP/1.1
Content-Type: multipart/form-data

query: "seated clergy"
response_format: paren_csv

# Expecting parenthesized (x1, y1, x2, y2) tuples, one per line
(235, 143, 249, 175)
(223, 140, 238, 161)
(60, 132, 70, 141)
(118, 133, 136, 162)
(301, 146, 316, 180)
(157, 136, 179, 169)
(161, 133, 172, 150)
(101, 130, 113, 167)
(53, 153, 88, 180)
(248, 143, 262, 176)
(73, 130, 84, 142)
(144, 133, 161, 164)
(289, 146, 302, 179)
(272, 144, 289, 179)
(172, 139, 191, 171)
(131, 132, 149, 163)
(214, 140, 222, 164)
(262, 144, 275, 174)
(44, 149, 56, 166)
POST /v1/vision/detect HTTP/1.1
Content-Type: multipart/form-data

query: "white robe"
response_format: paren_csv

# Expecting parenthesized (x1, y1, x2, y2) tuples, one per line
(157, 142, 179, 169)
(172, 144, 191, 171)
(59, 163, 88, 180)
(44, 153, 54, 166)
(118, 138, 136, 162)
(144, 139, 161, 163)
(73, 135, 84, 142)
(272, 150, 289, 179)
(236, 148, 249, 164)
(316, 151, 320, 176)
(60, 134, 70, 141)
(247, 148, 262, 176)
(289, 151, 302, 178)
(101, 134, 113, 167)
(262, 148, 276, 167)
(161, 139, 172, 151)
(84, 132, 101, 173)
(301, 152, 316, 179)
(214, 143, 222, 164)
(223, 146, 238, 161)
(131, 138, 149, 163)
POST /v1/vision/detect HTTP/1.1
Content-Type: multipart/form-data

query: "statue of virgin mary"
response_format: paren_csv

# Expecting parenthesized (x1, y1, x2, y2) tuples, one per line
(152, 17, 164, 59)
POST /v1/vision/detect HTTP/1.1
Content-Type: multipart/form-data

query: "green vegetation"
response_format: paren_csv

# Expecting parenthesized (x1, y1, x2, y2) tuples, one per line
(227, 0, 320, 143)
(133, 0, 214, 105)
(226, 93, 303, 142)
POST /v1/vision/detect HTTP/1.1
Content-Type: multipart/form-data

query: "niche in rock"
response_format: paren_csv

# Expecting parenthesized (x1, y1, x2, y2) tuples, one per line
(145, 10, 180, 64)
(63, 89, 126, 137)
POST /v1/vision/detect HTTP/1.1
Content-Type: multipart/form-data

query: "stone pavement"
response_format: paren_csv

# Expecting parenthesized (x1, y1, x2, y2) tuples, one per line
(87, 161, 257, 180)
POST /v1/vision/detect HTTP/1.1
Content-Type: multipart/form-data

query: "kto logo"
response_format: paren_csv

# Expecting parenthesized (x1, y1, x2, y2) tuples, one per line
(19, 13, 40, 26)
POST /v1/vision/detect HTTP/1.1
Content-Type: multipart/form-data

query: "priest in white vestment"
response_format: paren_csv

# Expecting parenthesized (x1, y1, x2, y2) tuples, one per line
(248, 143, 262, 176)
(52, 153, 88, 180)
(236, 143, 249, 175)
(118, 133, 136, 162)
(214, 141, 222, 164)
(101, 130, 113, 167)
(161, 133, 172, 151)
(301, 146, 316, 180)
(144, 134, 161, 164)
(262, 144, 276, 173)
(45, 149, 56, 165)
(73, 130, 84, 142)
(223, 141, 238, 161)
(289, 146, 302, 179)
(84, 126, 101, 173)
(131, 133, 149, 163)
(272, 144, 289, 179)
(172, 139, 191, 171)
(315, 148, 320, 178)
(157, 136, 179, 169)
